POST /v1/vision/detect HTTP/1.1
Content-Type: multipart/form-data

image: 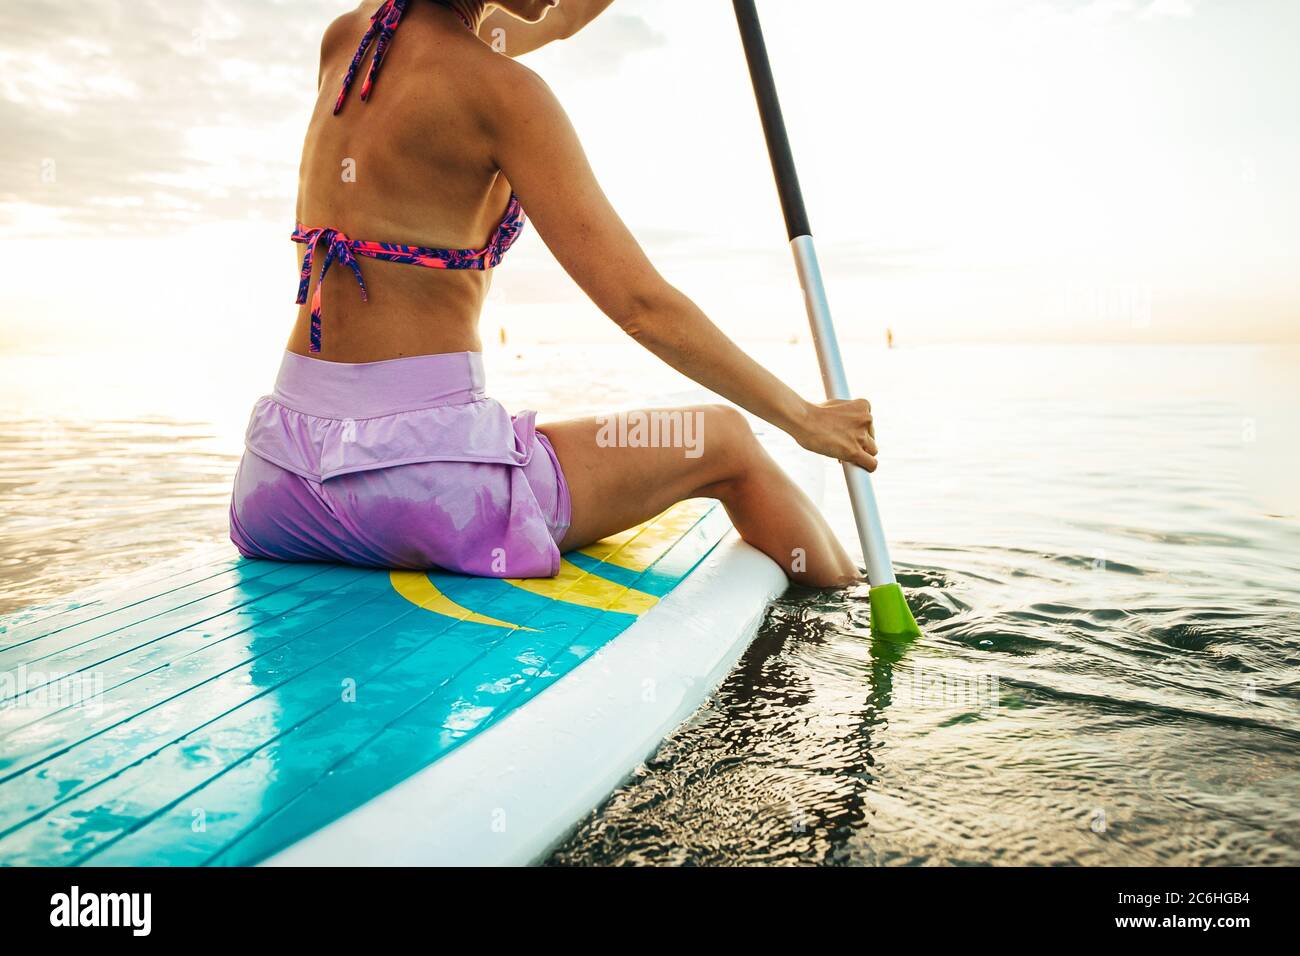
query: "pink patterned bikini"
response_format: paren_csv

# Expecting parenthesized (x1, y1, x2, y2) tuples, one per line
(229, 0, 571, 578)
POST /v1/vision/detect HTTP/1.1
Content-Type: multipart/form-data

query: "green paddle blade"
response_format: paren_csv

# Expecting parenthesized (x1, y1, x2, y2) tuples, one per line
(868, 582, 921, 639)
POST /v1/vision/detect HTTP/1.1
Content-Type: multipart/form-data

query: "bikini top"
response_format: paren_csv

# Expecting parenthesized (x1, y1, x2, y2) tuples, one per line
(294, 0, 526, 352)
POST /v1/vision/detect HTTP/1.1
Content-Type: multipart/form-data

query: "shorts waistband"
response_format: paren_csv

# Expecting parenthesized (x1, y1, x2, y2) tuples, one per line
(271, 350, 487, 419)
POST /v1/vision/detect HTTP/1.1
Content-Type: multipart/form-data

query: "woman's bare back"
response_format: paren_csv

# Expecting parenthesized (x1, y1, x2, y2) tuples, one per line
(290, 2, 522, 361)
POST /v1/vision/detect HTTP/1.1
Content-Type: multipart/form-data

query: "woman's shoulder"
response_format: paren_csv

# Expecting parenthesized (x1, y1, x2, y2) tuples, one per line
(412, 34, 560, 136)
(320, 8, 365, 60)
(472, 52, 563, 127)
(316, 9, 366, 86)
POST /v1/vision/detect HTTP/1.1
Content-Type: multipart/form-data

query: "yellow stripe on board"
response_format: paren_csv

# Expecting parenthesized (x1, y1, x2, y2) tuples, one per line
(389, 571, 537, 631)
(393, 498, 714, 624)
(505, 559, 658, 616)
(577, 498, 714, 573)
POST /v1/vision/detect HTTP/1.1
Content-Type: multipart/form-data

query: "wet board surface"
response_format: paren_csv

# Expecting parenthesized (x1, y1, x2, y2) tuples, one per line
(0, 497, 731, 866)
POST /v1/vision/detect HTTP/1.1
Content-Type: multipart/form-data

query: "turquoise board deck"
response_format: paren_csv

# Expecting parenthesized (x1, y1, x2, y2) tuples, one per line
(0, 498, 730, 866)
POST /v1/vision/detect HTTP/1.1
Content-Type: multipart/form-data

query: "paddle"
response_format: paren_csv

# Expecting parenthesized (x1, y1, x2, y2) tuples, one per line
(732, 0, 920, 638)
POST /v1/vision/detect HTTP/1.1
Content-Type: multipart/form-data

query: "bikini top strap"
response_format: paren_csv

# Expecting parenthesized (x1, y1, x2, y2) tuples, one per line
(333, 0, 410, 115)
(333, 1, 477, 115)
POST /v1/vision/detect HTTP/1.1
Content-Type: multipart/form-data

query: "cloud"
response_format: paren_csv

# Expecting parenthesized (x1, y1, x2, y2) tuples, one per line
(0, 1, 334, 237)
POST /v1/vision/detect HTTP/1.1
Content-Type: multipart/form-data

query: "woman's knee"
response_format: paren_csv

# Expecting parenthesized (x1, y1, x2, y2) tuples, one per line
(697, 404, 762, 480)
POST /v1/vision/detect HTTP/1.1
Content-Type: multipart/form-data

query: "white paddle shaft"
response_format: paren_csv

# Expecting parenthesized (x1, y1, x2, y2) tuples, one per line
(734, 0, 900, 588)
(791, 235, 896, 586)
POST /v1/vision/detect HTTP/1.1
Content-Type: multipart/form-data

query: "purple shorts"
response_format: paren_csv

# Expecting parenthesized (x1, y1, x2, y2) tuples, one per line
(230, 351, 571, 578)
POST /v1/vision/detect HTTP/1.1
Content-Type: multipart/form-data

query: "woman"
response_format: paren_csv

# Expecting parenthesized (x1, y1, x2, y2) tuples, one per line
(230, 0, 877, 587)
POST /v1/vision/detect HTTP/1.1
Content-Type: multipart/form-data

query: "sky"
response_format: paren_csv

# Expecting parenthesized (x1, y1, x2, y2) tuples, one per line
(0, 0, 1297, 355)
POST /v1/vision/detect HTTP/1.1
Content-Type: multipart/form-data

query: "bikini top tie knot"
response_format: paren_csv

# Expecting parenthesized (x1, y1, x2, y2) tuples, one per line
(294, 227, 370, 353)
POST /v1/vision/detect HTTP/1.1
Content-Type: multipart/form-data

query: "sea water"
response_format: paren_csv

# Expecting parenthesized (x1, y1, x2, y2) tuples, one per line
(1, 342, 1296, 865)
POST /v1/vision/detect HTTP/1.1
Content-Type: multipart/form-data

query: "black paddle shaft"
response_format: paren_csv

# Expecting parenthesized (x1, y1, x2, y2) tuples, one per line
(733, 0, 813, 242)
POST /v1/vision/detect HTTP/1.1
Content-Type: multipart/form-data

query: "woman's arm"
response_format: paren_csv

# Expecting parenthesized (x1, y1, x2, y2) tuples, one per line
(487, 67, 877, 470)
(478, 0, 616, 58)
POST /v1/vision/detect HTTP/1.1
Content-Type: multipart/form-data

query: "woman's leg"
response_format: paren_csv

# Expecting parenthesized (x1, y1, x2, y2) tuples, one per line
(538, 404, 859, 588)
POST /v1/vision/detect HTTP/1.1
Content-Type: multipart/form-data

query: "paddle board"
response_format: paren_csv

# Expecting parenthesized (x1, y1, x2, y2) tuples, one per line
(0, 429, 820, 866)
